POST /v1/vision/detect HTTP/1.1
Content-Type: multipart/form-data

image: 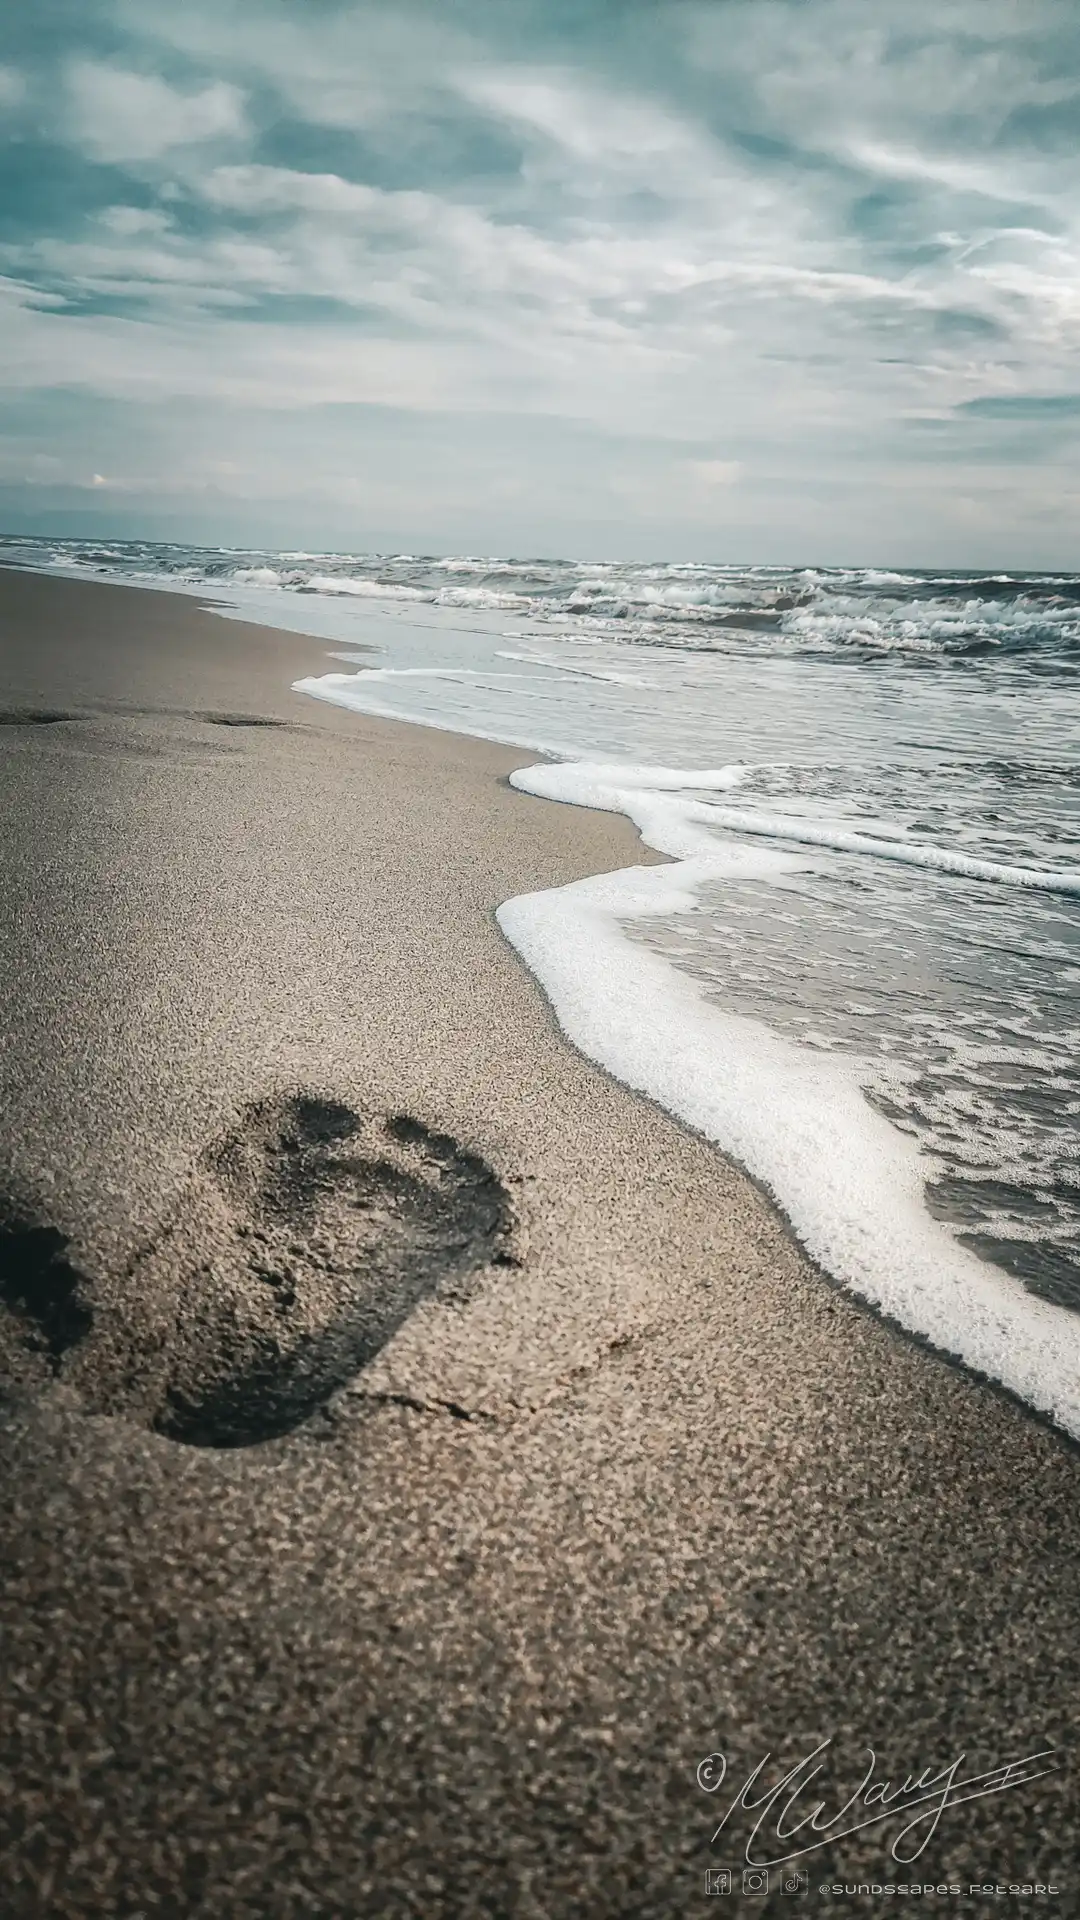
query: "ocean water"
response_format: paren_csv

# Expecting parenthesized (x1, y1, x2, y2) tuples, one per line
(6, 535, 1079, 1431)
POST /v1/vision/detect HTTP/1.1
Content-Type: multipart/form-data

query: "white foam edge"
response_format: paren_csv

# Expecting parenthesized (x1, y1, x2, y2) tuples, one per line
(294, 677, 755, 798)
(294, 668, 581, 756)
(290, 672, 1080, 1435)
(516, 762, 1080, 894)
(498, 764, 1080, 1439)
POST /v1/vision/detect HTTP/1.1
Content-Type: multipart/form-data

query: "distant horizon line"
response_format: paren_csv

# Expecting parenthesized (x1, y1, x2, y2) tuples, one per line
(1, 532, 1075, 577)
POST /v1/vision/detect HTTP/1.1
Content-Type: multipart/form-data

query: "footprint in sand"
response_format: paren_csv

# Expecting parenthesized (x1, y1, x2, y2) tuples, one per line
(0, 1095, 517, 1447)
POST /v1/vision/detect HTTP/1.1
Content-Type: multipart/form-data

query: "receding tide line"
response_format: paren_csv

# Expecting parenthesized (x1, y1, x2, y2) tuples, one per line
(515, 762, 1080, 897)
(291, 662, 1080, 1441)
(498, 761, 1080, 1441)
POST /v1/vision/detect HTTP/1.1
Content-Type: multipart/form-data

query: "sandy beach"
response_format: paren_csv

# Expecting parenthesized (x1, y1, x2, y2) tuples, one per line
(1, 566, 1078, 1916)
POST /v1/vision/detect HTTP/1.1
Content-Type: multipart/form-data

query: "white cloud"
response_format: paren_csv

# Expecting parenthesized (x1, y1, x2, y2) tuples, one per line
(845, 139, 1061, 212)
(459, 68, 697, 171)
(65, 62, 247, 163)
(78, 11, 1078, 409)
(99, 205, 175, 237)
(4, 1, 1080, 555)
(202, 166, 378, 216)
(680, 0, 1078, 150)
(116, 1, 478, 136)
(689, 460, 741, 486)
(0, 64, 25, 109)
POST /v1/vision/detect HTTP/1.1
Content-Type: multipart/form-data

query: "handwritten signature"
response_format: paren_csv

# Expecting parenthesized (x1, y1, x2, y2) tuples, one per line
(696, 1739, 1062, 1867)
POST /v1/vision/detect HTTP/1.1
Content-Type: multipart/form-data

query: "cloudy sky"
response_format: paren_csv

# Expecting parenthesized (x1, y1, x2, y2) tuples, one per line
(1, 0, 1078, 562)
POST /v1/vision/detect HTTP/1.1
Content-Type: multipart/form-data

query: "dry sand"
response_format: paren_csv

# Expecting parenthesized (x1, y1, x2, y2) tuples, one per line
(0, 566, 1077, 1917)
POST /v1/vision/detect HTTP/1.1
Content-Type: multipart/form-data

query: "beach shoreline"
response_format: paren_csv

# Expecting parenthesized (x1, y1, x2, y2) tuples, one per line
(1, 565, 1078, 1915)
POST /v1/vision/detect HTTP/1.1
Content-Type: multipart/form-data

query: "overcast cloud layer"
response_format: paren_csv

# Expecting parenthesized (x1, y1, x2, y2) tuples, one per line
(1, 0, 1079, 561)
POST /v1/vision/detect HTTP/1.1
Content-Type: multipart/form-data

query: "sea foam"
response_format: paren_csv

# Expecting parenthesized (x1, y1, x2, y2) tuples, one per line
(289, 649, 1080, 1432)
(499, 762, 1080, 1438)
(515, 763, 1080, 897)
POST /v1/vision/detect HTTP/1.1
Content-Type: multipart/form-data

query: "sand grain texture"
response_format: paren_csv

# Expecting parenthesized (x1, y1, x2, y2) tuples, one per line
(0, 568, 1077, 1918)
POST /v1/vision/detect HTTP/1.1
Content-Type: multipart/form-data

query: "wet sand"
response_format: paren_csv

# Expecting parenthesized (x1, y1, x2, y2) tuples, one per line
(0, 566, 1077, 1917)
